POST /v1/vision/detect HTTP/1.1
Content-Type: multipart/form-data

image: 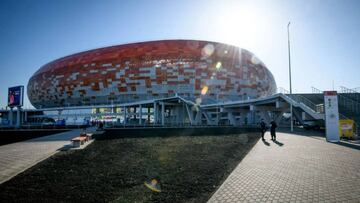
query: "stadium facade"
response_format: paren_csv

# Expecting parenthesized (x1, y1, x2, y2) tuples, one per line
(27, 40, 276, 109)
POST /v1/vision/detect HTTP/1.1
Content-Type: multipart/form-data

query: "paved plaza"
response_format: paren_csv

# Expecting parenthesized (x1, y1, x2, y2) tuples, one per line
(0, 128, 97, 184)
(209, 132, 360, 202)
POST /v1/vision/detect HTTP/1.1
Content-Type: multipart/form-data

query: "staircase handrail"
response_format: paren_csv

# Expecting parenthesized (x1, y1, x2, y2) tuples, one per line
(311, 86, 323, 94)
(340, 86, 360, 94)
(289, 94, 319, 113)
(277, 87, 290, 94)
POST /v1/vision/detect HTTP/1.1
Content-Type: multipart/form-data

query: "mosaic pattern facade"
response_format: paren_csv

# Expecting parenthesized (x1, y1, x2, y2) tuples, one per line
(27, 40, 277, 108)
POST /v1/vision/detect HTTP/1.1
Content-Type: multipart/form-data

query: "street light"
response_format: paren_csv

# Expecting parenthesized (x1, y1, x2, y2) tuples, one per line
(287, 22, 293, 132)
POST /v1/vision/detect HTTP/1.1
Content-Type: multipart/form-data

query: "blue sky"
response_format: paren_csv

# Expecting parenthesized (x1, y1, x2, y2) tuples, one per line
(0, 0, 359, 108)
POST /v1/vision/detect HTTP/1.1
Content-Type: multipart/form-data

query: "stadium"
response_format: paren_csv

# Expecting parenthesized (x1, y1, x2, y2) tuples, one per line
(27, 40, 277, 109)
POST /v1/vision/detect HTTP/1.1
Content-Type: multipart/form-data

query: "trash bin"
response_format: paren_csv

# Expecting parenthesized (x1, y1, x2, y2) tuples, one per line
(339, 119, 355, 139)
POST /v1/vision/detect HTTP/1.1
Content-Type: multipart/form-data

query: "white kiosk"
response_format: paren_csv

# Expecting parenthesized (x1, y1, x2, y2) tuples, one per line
(324, 91, 340, 142)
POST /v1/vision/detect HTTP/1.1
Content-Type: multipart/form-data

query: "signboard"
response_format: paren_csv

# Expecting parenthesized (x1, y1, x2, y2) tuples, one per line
(8, 86, 24, 107)
(324, 91, 340, 142)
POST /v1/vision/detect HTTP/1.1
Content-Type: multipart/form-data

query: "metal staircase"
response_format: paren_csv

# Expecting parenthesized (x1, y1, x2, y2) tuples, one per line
(277, 87, 324, 120)
(311, 86, 359, 133)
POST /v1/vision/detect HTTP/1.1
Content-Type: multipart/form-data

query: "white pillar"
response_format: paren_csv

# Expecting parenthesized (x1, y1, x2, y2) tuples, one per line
(123, 106, 127, 126)
(161, 102, 165, 126)
(139, 105, 142, 125)
(153, 102, 157, 125)
(9, 108, 13, 126)
(228, 111, 236, 126)
(16, 107, 21, 128)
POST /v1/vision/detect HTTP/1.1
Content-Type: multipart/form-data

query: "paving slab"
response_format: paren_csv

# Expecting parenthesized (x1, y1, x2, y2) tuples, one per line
(0, 127, 98, 184)
(208, 132, 360, 202)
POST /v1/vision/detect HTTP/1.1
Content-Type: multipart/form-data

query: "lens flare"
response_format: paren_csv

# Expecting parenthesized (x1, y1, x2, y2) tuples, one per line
(201, 86, 208, 95)
(216, 62, 222, 70)
(202, 44, 215, 58)
(144, 178, 161, 193)
(251, 55, 260, 65)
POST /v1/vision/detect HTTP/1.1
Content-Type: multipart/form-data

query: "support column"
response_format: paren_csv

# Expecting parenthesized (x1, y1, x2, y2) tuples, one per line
(133, 107, 137, 119)
(16, 107, 21, 128)
(147, 107, 151, 124)
(176, 106, 181, 125)
(153, 102, 158, 125)
(202, 111, 215, 125)
(185, 104, 194, 125)
(139, 105, 142, 125)
(123, 106, 127, 126)
(228, 111, 236, 126)
(161, 102, 165, 126)
(24, 111, 27, 123)
(194, 109, 202, 125)
(9, 108, 13, 127)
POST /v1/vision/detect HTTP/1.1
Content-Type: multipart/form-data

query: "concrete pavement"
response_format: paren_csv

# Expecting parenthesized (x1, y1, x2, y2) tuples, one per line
(208, 132, 360, 202)
(0, 127, 98, 184)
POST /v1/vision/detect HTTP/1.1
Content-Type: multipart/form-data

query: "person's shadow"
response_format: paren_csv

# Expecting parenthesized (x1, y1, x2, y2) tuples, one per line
(262, 139, 270, 146)
(272, 139, 284, 146)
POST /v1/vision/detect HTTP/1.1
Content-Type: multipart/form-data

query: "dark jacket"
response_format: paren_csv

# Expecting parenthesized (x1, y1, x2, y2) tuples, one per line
(270, 121, 277, 135)
(260, 121, 266, 131)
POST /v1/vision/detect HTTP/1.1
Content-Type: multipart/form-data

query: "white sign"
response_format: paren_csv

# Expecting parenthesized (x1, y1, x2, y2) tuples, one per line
(324, 91, 340, 142)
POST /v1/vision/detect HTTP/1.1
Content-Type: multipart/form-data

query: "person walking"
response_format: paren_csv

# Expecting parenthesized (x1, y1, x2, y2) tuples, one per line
(260, 119, 267, 140)
(270, 121, 278, 141)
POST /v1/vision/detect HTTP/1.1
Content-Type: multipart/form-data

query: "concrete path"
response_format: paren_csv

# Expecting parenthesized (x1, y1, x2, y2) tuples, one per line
(0, 127, 98, 184)
(208, 132, 360, 202)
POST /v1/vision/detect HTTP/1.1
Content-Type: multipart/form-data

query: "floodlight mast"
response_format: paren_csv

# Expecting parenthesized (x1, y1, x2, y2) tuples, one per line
(287, 22, 293, 132)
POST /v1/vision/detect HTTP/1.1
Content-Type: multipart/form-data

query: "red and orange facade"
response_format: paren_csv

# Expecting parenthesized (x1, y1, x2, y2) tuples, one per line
(27, 40, 276, 108)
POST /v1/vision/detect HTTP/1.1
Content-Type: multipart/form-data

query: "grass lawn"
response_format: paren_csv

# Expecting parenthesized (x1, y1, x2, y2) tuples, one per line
(0, 132, 260, 202)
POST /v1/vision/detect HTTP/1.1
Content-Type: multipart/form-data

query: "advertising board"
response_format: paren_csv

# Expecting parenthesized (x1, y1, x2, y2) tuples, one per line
(8, 86, 24, 107)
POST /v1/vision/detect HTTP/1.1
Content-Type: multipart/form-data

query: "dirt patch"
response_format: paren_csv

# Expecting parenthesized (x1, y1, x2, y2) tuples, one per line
(0, 133, 260, 202)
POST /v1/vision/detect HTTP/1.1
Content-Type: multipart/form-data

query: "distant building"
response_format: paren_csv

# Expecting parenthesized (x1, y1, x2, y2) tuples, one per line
(27, 40, 276, 108)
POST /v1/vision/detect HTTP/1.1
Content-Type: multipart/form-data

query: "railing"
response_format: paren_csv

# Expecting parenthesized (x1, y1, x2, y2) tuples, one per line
(312, 86, 360, 114)
(339, 86, 360, 105)
(278, 87, 320, 114)
(311, 86, 323, 94)
(291, 94, 320, 113)
(340, 86, 360, 94)
(277, 87, 290, 94)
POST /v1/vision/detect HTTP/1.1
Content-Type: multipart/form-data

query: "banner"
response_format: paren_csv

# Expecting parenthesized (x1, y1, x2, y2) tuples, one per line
(324, 91, 340, 142)
(8, 86, 24, 107)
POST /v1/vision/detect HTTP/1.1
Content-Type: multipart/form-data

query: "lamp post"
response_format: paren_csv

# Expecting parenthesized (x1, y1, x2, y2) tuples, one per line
(287, 22, 293, 132)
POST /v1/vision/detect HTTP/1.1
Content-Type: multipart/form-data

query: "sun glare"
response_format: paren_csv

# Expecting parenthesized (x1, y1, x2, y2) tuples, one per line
(213, 5, 265, 48)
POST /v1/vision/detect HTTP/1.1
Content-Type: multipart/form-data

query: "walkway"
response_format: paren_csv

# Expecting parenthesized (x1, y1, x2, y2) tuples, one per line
(208, 132, 360, 202)
(0, 127, 98, 184)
